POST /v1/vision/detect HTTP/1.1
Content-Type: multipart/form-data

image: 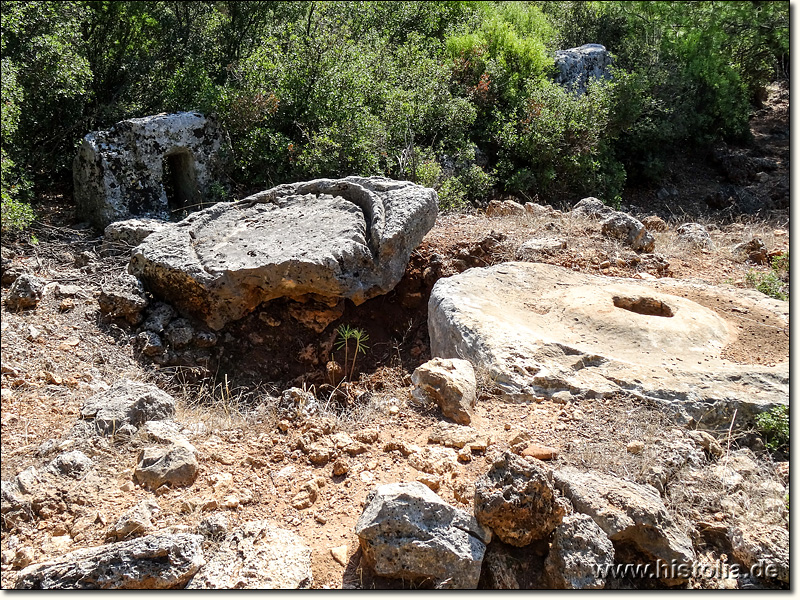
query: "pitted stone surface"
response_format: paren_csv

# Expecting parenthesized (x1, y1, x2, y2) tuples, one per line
(429, 262, 788, 426)
(186, 521, 312, 589)
(129, 177, 437, 329)
(73, 112, 231, 229)
(355, 481, 490, 589)
(554, 44, 613, 94)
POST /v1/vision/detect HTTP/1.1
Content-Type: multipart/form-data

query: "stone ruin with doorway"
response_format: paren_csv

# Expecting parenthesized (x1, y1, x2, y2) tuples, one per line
(73, 112, 231, 229)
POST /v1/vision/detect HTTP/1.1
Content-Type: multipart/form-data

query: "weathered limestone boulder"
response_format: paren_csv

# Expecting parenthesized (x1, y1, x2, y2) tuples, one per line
(515, 237, 566, 260)
(571, 196, 614, 219)
(728, 525, 789, 583)
(412, 358, 477, 425)
(601, 211, 656, 252)
(474, 452, 568, 546)
(103, 218, 168, 251)
(553, 467, 695, 584)
(355, 481, 491, 589)
(47, 450, 93, 479)
(98, 272, 149, 324)
(134, 444, 199, 489)
(555, 44, 613, 94)
(6, 273, 45, 310)
(129, 177, 437, 330)
(428, 262, 788, 427)
(544, 513, 615, 589)
(80, 379, 175, 435)
(74, 112, 231, 229)
(677, 223, 713, 249)
(486, 199, 525, 217)
(187, 521, 312, 589)
(15, 533, 204, 589)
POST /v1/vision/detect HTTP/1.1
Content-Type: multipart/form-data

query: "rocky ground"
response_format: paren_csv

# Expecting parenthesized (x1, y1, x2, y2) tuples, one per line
(0, 82, 789, 590)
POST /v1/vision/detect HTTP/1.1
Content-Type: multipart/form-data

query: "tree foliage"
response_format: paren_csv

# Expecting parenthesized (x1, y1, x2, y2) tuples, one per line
(0, 0, 790, 229)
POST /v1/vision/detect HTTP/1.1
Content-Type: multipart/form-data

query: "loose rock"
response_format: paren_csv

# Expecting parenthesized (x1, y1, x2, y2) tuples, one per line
(187, 521, 312, 589)
(134, 445, 199, 489)
(107, 500, 160, 540)
(474, 452, 568, 546)
(47, 451, 93, 479)
(486, 199, 525, 217)
(733, 237, 769, 264)
(515, 237, 567, 261)
(544, 513, 615, 589)
(676, 223, 713, 250)
(80, 379, 175, 434)
(571, 197, 614, 219)
(728, 525, 789, 583)
(98, 273, 148, 324)
(600, 211, 656, 252)
(411, 358, 477, 425)
(6, 274, 45, 310)
(15, 533, 204, 589)
(553, 466, 695, 584)
(642, 215, 668, 232)
(355, 481, 491, 589)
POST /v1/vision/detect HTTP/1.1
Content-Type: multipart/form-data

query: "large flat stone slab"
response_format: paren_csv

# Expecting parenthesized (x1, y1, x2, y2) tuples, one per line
(429, 262, 788, 428)
(129, 177, 437, 329)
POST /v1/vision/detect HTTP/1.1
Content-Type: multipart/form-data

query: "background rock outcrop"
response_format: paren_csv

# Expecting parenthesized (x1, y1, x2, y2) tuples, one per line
(554, 44, 613, 94)
(73, 112, 231, 229)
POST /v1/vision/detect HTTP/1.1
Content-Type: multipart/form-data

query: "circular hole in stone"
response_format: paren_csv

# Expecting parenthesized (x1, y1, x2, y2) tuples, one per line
(612, 295, 674, 317)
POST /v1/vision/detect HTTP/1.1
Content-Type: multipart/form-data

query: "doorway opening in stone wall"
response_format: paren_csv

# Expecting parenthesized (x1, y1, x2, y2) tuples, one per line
(162, 150, 200, 220)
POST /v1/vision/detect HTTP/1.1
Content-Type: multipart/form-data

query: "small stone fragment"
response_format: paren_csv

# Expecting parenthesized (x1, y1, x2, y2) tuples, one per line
(134, 445, 199, 489)
(520, 444, 559, 461)
(626, 440, 645, 454)
(330, 545, 348, 566)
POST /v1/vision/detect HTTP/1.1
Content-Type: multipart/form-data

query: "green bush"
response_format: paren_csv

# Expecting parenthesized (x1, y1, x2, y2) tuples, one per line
(437, 177, 469, 213)
(745, 270, 787, 301)
(492, 76, 628, 201)
(745, 252, 789, 301)
(755, 405, 789, 453)
(0, 1, 790, 227)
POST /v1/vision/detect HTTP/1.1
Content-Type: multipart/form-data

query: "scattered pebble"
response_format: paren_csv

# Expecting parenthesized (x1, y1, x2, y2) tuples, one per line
(627, 440, 645, 454)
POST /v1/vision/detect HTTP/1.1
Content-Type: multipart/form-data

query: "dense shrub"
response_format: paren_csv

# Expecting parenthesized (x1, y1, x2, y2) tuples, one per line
(0, 1, 790, 227)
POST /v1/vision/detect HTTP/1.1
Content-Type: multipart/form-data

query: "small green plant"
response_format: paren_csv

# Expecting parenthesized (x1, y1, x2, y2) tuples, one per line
(771, 251, 789, 278)
(335, 324, 370, 381)
(745, 270, 787, 301)
(755, 405, 789, 453)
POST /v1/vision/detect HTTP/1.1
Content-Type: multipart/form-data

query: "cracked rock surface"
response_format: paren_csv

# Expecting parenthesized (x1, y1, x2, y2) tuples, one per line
(129, 177, 437, 330)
